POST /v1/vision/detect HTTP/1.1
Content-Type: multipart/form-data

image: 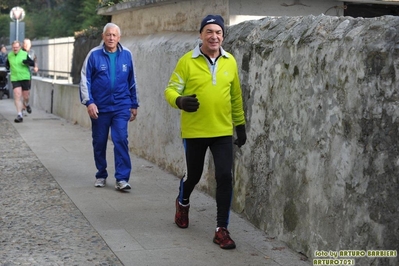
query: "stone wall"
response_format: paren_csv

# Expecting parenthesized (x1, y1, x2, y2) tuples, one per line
(124, 14, 399, 265)
(222, 15, 399, 264)
(32, 14, 399, 265)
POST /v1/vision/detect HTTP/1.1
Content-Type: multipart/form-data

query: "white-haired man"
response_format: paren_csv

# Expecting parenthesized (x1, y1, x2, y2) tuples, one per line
(80, 23, 139, 191)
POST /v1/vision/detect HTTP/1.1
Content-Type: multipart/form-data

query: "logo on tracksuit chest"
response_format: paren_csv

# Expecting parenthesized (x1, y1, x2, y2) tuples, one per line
(99, 64, 128, 72)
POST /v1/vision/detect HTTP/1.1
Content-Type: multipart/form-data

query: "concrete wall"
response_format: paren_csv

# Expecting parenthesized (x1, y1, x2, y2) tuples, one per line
(110, 0, 229, 36)
(99, 0, 344, 35)
(229, 0, 344, 24)
(31, 13, 398, 266)
(30, 79, 90, 128)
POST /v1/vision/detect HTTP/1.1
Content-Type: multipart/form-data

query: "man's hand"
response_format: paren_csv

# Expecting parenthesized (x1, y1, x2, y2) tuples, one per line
(129, 109, 137, 122)
(87, 103, 99, 119)
(234, 125, 247, 148)
(176, 94, 199, 112)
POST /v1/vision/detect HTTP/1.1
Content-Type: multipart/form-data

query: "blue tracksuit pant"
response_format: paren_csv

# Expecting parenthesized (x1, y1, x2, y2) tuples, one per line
(91, 108, 131, 181)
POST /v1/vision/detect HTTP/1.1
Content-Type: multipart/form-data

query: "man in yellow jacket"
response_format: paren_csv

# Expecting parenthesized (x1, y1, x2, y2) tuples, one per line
(164, 14, 246, 249)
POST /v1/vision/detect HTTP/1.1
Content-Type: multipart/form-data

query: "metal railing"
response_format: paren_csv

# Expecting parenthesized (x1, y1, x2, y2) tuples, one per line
(34, 69, 71, 81)
(31, 37, 74, 83)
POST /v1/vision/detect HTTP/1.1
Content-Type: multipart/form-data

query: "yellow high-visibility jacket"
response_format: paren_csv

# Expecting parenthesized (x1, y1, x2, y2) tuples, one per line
(165, 44, 245, 139)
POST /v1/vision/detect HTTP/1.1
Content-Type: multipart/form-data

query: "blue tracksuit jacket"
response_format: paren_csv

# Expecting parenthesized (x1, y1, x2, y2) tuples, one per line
(79, 43, 139, 112)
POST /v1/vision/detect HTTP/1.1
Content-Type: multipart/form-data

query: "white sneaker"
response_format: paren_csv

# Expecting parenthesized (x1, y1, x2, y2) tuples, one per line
(94, 178, 106, 187)
(115, 180, 131, 190)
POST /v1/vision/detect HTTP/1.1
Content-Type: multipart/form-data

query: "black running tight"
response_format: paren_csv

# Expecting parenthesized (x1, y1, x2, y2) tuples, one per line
(178, 136, 233, 228)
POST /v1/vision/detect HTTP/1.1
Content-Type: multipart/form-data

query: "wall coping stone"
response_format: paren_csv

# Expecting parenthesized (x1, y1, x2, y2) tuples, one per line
(98, 0, 190, 15)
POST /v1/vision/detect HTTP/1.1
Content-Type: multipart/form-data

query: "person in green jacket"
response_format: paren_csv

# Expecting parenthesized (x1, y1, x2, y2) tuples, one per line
(164, 14, 247, 250)
(6, 40, 34, 123)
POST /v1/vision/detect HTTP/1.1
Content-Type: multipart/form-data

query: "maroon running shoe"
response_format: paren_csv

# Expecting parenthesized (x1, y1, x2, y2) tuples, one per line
(213, 227, 236, 249)
(175, 198, 189, 228)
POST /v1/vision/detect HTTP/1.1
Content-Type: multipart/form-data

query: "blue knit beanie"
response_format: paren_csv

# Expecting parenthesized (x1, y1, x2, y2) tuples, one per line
(199, 15, 225, 36)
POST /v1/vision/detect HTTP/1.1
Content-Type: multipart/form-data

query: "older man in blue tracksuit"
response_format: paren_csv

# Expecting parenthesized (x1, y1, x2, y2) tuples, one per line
(80, 23, 139, 191)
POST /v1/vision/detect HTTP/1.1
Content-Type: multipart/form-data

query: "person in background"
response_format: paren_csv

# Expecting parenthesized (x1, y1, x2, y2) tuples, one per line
(0, 45, 7, 66)
(21, 38, 39, 115)
(164, 14, 247, 249)
(79, 23, 139, 191)
(6, 40, 34, 123)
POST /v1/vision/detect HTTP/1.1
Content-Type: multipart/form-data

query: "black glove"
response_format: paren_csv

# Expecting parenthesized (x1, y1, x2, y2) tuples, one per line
(234, 125, 247, 147)
(176, 94, 199, 112)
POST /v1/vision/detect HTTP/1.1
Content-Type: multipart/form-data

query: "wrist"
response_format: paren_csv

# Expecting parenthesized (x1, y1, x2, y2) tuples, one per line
(176, 96, 182, 109)
(236, 124, 245, 130)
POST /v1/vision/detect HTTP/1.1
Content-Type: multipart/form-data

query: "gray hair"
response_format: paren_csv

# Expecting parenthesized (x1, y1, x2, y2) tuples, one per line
(103, 23, 121, 36)
(12, 40, 21, 47)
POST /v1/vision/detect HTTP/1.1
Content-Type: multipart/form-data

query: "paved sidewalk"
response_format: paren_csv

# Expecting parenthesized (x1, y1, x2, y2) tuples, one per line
(0, 98, 311, 266)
